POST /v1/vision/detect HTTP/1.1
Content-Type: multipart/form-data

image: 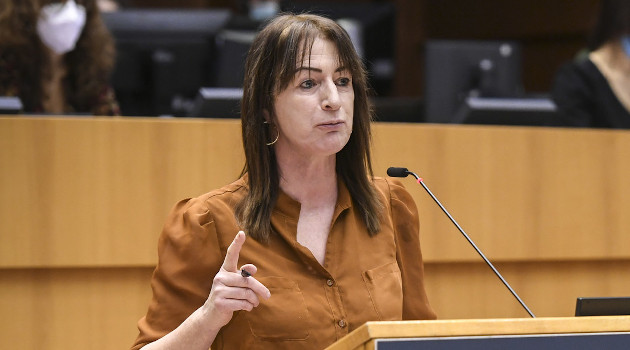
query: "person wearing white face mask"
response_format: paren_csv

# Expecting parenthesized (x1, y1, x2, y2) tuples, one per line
(38, 0, 87, 55)
(0, 0, 120, 115)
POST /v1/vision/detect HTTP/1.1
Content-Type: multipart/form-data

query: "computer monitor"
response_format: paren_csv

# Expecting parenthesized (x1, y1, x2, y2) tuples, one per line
(188, 87, 242, 119)
(575, 297, 630, 316)
(281, 1, 396, 97)
(370, 96, 424, 123)
(0, 96, 23, 114)
(212, 29, 257, 88)
(424, 40, 523, 124)
(102, 9, 231, 117)
(454, 96, 560, 126)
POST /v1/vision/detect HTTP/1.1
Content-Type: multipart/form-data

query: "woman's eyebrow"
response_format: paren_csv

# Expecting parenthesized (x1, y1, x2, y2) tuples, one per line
(295, 66, 348, 73)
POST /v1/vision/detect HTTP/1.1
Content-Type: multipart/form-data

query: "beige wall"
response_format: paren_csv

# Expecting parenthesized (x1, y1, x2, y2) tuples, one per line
(1, 117, 629, 349)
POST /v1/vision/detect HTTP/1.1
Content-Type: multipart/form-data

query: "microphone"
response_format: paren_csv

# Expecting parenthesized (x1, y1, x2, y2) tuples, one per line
(387, 166, 536, 318)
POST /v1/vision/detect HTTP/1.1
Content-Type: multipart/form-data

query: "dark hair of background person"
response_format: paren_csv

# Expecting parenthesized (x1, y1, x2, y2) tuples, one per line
(0, 0, 116, 113)
(236, 13, 383, 242)
(588, 0, 630, 50)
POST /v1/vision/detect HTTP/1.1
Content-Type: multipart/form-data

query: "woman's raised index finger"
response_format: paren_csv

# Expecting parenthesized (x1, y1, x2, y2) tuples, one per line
(222, 231, 246, 272)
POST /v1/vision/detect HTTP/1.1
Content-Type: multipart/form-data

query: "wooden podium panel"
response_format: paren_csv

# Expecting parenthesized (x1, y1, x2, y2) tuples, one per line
(326, 316, 630, 350)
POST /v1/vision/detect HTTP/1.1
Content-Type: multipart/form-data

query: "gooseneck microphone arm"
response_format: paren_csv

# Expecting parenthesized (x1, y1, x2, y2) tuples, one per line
(387, 167, 536, 318)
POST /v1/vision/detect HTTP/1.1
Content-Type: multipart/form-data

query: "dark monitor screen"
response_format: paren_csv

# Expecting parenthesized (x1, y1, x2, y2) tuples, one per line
(575, 297, 630, 317)
(102, 9, 231, 117)
(424, 40, 523, 124)
(188, 87, 242, 119)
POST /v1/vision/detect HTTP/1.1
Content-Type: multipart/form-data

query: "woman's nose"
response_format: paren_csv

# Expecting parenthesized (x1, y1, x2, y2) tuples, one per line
(320, 80, 341, 111)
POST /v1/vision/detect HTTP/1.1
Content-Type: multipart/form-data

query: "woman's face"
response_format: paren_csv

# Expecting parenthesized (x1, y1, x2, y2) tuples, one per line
(271, 37, 354, 160)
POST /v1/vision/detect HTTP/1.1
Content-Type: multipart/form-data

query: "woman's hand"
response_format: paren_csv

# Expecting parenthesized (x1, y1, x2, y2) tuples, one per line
(140, 231, 271, 349)
(202, 231, 271, 329)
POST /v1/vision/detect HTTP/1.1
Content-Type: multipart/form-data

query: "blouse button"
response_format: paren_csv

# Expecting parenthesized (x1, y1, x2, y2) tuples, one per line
(338, 319, 347, 328)
(326, 279, 334, 287)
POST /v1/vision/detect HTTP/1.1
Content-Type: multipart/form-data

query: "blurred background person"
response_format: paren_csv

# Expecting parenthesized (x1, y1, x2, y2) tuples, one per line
(551, 0, 630, 128)
(0, 0, 120, 115)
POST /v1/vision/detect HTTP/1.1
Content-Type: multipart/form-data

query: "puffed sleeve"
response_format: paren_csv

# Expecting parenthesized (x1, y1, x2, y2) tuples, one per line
(387, 178, 437, 320)
(131, 197, 224, 350)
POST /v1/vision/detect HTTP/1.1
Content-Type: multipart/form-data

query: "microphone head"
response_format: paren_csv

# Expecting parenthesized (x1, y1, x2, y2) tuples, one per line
(387, 167, 409, 178)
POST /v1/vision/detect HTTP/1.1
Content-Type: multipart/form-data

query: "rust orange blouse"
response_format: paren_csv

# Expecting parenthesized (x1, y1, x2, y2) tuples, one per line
(131, 176, 436, 350)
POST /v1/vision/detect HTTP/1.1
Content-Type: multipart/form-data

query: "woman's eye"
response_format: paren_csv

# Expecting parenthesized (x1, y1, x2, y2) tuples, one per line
(337, 77, 351, 86)
(300, 79, 316, 89)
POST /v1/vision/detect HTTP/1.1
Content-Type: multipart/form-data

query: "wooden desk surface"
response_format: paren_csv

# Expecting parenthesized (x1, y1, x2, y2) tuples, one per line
(326, 316, 630, 350)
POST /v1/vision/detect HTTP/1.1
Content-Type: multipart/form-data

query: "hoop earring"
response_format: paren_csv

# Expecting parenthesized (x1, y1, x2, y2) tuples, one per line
(264, 121, 279, 146)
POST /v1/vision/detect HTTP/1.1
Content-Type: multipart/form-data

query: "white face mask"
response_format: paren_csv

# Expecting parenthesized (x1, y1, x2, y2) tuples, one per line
(37, 0, 87, 55)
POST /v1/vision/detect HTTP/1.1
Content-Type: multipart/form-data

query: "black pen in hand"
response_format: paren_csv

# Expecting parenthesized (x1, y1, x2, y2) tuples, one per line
(240, 269, 251, 277)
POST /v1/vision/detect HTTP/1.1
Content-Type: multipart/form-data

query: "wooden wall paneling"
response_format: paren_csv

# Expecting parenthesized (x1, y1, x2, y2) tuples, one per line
(2, 261, 628, 349)
(422, 0, 599, 38)
(2, 117, 630, 349)
(3, 118, 630, 267)
(0, 117, 244, 268)
(424, 260, 630, 320)
(0, 267, 154, 349)
(399, 0, 600, 94)
(392, 0, 428, 96)
(370, 123, 630, 262)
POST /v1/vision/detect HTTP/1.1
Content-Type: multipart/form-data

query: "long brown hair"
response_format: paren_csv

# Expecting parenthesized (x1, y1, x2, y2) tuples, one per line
(236, 13, 383, 241)
(0, 0, 116, 114)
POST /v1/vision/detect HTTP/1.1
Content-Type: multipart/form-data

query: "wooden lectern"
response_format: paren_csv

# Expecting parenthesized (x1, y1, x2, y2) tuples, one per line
(326, 316, 630, 350)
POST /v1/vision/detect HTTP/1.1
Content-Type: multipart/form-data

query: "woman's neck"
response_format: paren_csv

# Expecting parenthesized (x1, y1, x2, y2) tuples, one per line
(277, 154, 338, 206)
